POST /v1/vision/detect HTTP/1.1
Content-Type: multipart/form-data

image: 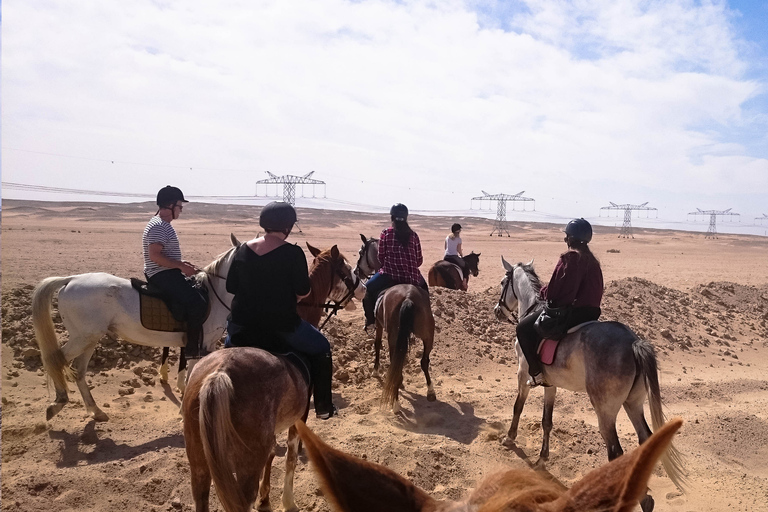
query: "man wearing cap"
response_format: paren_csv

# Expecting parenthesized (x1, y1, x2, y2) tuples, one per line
(143, 186, 207, 361)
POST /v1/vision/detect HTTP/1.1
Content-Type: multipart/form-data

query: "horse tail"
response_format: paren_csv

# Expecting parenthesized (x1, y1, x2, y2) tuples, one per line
(382, 298, 414, 408)
(199, 370, 249, 512)
(32, 276, 77, 391)
(634, 338, 687, 491)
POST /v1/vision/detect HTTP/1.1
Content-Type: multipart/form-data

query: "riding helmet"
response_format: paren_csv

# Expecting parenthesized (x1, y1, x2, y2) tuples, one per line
(156, 185, 188, 207)
(260, 201, 297, 232)
(564, 218, 593, 243)
(451, 223, 462, 233)
(390, 203, 408, 221)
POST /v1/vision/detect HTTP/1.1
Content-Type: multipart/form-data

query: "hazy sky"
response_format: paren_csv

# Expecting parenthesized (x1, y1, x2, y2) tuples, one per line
(2, 0, 767, 232)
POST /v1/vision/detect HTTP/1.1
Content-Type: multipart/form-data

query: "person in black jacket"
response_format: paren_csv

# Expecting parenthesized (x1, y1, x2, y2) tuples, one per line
(225, 201, 337, 419)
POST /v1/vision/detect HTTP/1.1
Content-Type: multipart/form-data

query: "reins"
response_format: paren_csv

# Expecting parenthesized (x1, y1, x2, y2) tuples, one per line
(498, 268, 540, 323)
(201, 271, 231, 312)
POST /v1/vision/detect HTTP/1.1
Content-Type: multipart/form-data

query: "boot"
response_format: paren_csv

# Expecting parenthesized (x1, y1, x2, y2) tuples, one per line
(311, 352, 337, 419)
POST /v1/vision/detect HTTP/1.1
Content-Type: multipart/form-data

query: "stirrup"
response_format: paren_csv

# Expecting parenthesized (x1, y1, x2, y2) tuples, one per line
(316, 404, 338, 420)
(526, 374, 551, 388)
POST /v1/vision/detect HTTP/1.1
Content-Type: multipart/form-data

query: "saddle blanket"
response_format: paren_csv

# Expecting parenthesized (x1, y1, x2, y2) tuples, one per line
(537, 321, 599, 365)
(131, 278, 209, 333)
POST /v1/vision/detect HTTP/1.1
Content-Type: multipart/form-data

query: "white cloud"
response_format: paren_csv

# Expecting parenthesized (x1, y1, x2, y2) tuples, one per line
(3, 0, 766, 220)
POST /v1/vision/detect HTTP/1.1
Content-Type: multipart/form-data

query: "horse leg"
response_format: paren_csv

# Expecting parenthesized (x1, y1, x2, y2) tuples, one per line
(46, 333, 94, 420)
(71, 342, 109, 421)
(281, 425, 301, 512)
(160, 347, 170, 383)
(256, 443, 277, 511)
(624, 394, 655, 512)
(421, 338, 436, 402)
(373, 326, 383, 376)
(502, 355, 530, 447)
(177, 349, 188, 394)
(537, 386, 557, 464)
(594, 405, 624, 461)
(183, 414, 211, 512)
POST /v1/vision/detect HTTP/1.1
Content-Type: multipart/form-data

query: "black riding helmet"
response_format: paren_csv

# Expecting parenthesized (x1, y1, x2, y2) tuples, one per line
(260, 201, 297, 232)
(564, 218, 593, 243)
(390, 203, 408, 221)
(156, 185, 188, 208)
(451, 223, 462, 233)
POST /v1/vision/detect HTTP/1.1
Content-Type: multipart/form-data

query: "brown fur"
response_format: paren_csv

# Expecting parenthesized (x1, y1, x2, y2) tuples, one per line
(295, 418, 684, 512)
(428, 261, 463, 290)
(374, 284, 436, 409)
(299, 243, 353, 326)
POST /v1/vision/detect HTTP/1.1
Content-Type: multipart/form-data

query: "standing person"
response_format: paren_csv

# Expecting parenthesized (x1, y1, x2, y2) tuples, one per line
(443, 223, 468, 287)
(362, 203, 427, 331)
(515, 218, 604, 387)
(225, 201, 337, 419)
(143, 186, 208, 362)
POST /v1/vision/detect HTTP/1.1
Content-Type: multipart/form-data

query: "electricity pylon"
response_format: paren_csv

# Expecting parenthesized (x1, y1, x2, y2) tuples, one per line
(599, 202, 657, 238)
(255, 171, 326, 205)
(688, 208, 740, 239)
(755, 214, 768, 225)
(471, 190, 535, 237)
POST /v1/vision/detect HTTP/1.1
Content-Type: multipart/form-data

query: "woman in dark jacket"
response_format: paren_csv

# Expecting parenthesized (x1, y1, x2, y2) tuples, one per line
(225, 201, 337, 419)
(516, 218, 604, 387)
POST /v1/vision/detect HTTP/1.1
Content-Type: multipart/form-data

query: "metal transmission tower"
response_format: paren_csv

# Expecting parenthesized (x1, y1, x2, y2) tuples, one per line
(756, 214, 768, 225)
(471, 190, 535, 237)
(688, 208, 740, 239)
(599, 202, 657, 238)
(255, 171, 326, 205)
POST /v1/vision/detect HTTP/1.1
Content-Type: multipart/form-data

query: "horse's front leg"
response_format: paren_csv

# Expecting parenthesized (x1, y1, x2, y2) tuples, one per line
(420, 337, 436, 402)
(72, 342, 109, 421)
(281, 425, 301, 512)
(373, 325, 383, 376)
(159, 347, 170, 383)
(502, 349, 530, 448)
(537, 385, 557, 464)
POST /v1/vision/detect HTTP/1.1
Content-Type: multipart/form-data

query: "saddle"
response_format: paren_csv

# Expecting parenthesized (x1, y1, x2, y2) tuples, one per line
(537, 321, 599, 365)
(130, 278, 210, 332)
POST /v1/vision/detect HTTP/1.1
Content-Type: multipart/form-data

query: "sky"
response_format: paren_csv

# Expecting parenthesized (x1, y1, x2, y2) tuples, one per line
(2, 0, 767, 235)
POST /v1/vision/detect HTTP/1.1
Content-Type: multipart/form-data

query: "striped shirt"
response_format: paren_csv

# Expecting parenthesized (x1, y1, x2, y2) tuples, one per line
(143, 216, 182, 277)
(378, 227, 423, 285)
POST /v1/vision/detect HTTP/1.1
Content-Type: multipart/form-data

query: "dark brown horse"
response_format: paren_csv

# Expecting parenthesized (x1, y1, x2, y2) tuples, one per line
(296, 418, 684, 512)
(373, 284, 436, 412)
(427, 252, 480, 291)
(182, 242, 361, 512)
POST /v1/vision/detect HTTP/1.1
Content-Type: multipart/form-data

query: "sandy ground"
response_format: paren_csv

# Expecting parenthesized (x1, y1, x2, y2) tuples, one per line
(2, 199, 768, 512)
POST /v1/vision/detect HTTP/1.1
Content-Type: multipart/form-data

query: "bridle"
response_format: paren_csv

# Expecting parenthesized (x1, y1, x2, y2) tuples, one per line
(300, 258, 361, 331)
(200, 270, 231, 312)
(497, 267, 540, 323)
(355, 238, 377, 280)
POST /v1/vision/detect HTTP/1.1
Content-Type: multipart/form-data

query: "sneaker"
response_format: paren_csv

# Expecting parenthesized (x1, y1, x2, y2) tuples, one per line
(526, 373, 551, 388)
(316, 404, 338, 420)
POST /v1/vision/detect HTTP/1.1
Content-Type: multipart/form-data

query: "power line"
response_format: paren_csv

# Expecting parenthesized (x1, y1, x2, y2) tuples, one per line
(599, 202, 658, 238)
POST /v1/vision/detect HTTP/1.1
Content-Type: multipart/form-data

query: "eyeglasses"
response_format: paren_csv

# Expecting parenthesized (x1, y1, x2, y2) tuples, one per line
(174, 204, 184, 211)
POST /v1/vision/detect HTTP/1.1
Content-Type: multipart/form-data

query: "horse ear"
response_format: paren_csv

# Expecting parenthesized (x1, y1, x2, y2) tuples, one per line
(501, 256, 513, 272)
(546, 418, 683, 512)
(331, 245, 340, 259)
(527, 258, 534, 267)
(360, 234, 367, 243)
(230, 233, 241, 247)
(306, 242, 321, 258)
(295, 421, 437, 512)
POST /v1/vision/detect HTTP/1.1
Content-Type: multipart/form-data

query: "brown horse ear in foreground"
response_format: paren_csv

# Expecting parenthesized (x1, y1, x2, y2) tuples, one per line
(295, 418, 683, 512)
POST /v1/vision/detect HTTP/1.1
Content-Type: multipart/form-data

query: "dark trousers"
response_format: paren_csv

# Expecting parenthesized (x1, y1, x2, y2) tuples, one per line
(149, 269, 207, 358)
(225, 319, 335, 416)
(516, 305, 601, 377)
(363, 272, 428, 325)
(444, 254, 467, 273)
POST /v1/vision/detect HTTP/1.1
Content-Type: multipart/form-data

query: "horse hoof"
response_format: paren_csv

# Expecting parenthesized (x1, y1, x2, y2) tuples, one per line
(501, 436, 516, 449)
(92, 410, 110, 422)
(159, 365, 168, 383)
(46, 402, 66, 421)
(533, 457, 547, 470)
(640, 495, 654, 512)
(427, 392, 437, 402)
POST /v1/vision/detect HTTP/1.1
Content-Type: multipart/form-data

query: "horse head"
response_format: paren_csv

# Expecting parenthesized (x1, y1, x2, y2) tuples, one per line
(295, 418, 684, 512)
(354, 234, 380, 280)
(464, 252, 480, 277)
(306, 243, 365, 306)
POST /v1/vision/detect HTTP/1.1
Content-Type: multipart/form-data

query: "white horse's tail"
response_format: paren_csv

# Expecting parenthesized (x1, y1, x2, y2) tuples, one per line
(634, 338, 687, 492)
(199, 370, 249, 512)
(32, 276, 77, 391)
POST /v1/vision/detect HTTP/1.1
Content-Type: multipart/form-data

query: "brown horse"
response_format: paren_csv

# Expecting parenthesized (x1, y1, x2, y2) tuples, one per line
(182, 243, 361, 512)
(427, 252, 481, 291)
(296, 418, 684, 512)
(373, 284, 436, 412)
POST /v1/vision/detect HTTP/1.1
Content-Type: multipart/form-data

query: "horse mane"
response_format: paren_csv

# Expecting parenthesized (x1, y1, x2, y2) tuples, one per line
(518, 262, 542, 293)
(298, 246, 350, 327)
(201, 246, 237, 280)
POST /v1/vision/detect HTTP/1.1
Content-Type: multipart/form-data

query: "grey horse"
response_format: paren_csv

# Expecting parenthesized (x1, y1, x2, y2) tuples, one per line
(494, 256, 686, 512)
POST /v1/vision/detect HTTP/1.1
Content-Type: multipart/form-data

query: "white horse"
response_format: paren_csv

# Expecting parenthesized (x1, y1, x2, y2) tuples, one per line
(32, 234, 240, 422)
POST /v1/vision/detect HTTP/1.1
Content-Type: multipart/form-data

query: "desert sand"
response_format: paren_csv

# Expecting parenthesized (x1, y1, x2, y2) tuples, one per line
(2, 199, 768, 511)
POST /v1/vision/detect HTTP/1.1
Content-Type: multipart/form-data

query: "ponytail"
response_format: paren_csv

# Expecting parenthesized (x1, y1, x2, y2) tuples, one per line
(393, 220, 413, 247)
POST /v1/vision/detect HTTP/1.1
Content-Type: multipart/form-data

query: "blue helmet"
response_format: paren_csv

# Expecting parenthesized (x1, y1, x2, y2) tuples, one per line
(390, 203, 408, 221)
(260, 202, 297, 231)
(565, 218, 592, 243)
